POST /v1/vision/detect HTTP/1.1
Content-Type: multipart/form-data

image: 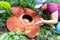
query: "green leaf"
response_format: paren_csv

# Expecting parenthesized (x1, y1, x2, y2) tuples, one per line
(4, 34, 9, 40)
(13, 35, 20, 40)
(9, 32, 15, 36)
(0, 33, 8, 40)
(46, 30, 52, 36)
(0, 1, 12, 16)
(8, 37, 13, 40)
(7, 0, 19, 6)
(0, 10, 6, 13)
(19, 0, 28, 7)
(47, 0, 60, 4)
(20, 36, 27, 40)
(19, 0, 35, 9)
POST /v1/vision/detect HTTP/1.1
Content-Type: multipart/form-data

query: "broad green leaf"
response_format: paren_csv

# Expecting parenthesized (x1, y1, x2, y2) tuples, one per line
(0, 1, 12, 16)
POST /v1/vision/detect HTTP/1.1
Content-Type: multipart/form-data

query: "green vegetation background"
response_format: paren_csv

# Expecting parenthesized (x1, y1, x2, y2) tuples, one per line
(0, 0, 60, 40)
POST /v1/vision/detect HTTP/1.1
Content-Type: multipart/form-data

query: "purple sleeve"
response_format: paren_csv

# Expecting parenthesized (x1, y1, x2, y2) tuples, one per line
(48, 3, 58, 14)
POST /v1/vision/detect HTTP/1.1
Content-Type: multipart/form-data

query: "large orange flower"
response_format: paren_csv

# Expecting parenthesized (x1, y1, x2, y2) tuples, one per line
(6, 6, 42, 38)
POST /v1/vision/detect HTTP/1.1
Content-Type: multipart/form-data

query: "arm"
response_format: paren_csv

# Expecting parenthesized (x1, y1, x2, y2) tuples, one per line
(34, 10, 58, 25)
(43, 10, 58, 24)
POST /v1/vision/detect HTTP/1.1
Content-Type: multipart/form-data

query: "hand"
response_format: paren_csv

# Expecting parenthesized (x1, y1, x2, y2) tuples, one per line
(34, 18, 44, 26)
(50, 24, 56, 29)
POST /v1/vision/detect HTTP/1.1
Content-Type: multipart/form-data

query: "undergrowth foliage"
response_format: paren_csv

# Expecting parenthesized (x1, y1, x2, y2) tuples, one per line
(0, 0, 60, 40)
